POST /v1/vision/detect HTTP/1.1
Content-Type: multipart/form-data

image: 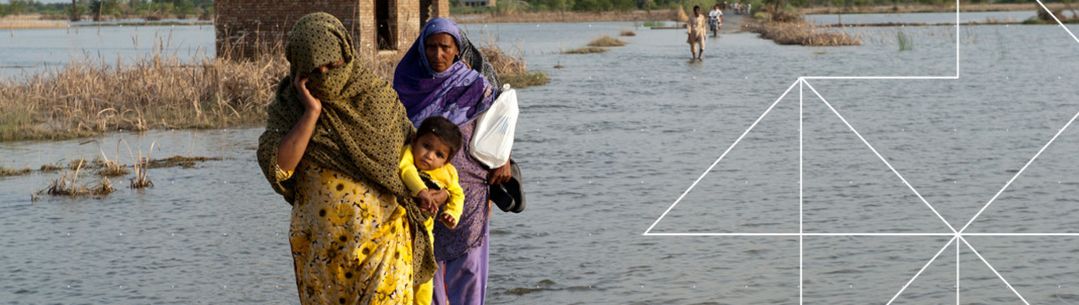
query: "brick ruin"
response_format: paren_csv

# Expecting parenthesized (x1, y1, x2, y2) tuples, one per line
(215, 0, 450, 58)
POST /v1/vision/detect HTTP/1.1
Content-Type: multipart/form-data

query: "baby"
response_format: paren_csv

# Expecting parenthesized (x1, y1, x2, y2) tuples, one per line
(399, 116, 464, 305)
(399, 116, 464, 229)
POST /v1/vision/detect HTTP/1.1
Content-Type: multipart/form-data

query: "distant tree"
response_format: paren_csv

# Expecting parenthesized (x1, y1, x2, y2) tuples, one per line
(173, 0, 196, 18)
(612, 0, 637, 10)
(574, 0, 614, 11)
(8, 0, 30, 15)
(88, 0, 125, 21)
(641, 0, 656, 11)
(70, 0, 82, 20)
(551, 0, 572, 12)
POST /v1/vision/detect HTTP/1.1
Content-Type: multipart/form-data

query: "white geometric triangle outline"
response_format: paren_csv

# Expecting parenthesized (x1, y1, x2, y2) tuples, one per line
(803, 80, 957, 234)
(885, 237, 1032, 305)
(643, 2, 1079, 305)
(958, 0, 1079, 234)
(885, 236, 957, 305)
(643, 79, 956, 236)
(642, 79, 800, 236)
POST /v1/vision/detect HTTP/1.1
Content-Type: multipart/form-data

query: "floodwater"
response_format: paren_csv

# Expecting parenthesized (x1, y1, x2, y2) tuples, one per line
(804, 10, 1044, 25)
(0, 24, 214, 78)
(2, 13, 1079, 304)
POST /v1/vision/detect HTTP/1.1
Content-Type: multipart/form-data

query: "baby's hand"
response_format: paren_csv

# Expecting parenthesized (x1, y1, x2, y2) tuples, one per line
(439, 213, 457, 229)
(416, 190, 439, 214)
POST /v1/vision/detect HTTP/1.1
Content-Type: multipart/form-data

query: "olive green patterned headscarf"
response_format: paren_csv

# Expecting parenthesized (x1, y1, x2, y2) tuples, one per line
(255, 12, 435, 286)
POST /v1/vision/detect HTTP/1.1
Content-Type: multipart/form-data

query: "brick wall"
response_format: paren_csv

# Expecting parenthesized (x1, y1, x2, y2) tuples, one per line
(215, 0, 448, 59)
(393, 0, 420, 51)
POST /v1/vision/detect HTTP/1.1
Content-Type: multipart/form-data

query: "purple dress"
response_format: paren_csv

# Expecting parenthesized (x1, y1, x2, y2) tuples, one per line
(432, 121, 491, 305)
(392, 18, 499, 305)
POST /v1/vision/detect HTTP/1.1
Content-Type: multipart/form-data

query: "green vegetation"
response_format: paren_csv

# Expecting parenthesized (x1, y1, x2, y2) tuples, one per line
(897, 29, 913, 51)
(587, 35, 627, 47)
(479, 45, 550, 89)
(500, 71, 550, 88)
(563, 46, 608, 54)
(0, 166, 32, 177)
(146, 156, 221, 169)
(1030, 6, 1079, 23)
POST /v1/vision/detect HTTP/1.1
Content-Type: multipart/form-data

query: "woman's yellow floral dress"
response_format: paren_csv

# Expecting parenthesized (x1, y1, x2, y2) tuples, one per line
(284, 164, 415, 305)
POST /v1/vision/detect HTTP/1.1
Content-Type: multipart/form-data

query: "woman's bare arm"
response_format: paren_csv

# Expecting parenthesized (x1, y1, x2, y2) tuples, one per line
(276, 77, 322, 172)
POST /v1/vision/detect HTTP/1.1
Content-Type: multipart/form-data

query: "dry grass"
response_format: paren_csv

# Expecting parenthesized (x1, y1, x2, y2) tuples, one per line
(0, 15, 68, 30)
(0, 44, 288, 142)
(563, 46, 609, 54)
(68, 159, 90, 170)
(480, 45, 549, 89)
(146, 155, 222, 169)
(95, 155, 129, 177)
(0, 166, 32, 177)
(587, 36, 627, 47)
(500, 72, 550, 89)
(0, 37, 543, 142)
(39, 163, 63, 172)
(131, 157, 153, 189)
(130, 143, 154, 189)
(745, 20, 862, 46)
(41, 160, 114, 197)
(620, 30, 637, 37)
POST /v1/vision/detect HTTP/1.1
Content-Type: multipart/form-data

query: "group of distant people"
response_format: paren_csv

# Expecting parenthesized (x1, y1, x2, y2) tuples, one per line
(727, 1, 752, 15)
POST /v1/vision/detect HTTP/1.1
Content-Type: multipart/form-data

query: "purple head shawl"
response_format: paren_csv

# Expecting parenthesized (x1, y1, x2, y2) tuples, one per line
(394, 18, 493, 125)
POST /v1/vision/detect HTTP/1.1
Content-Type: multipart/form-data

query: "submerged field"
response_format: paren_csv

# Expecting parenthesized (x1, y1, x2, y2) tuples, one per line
(2, 17, 1079, 304)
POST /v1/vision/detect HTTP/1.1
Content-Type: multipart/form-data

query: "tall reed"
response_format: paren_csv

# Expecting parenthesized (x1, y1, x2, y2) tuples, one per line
(897, 30, 913, 51)
(0, 44, 288, 142)
(0, 37, 543, 142)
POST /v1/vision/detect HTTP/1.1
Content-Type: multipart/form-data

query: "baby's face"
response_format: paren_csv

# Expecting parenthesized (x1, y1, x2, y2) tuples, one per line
(412, 134, 451, 171)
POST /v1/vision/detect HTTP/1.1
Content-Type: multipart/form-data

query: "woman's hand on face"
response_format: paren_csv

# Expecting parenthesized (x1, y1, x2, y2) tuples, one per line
(293, 76, 322, 115)
(488, 162, 512, 185)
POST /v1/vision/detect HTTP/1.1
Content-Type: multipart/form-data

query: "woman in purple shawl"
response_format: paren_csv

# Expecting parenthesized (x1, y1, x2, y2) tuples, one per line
(393, 18, 512, 305)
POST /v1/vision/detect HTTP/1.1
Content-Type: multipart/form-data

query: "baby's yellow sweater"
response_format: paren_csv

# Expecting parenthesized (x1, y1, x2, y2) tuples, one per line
(398, 145, 464, 227)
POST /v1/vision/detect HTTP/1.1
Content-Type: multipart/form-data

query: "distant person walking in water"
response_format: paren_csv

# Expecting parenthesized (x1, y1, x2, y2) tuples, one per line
(687, 5, 707, 61)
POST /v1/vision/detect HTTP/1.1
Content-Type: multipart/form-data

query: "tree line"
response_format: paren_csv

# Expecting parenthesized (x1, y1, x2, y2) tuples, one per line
(0, 0, 213, 21)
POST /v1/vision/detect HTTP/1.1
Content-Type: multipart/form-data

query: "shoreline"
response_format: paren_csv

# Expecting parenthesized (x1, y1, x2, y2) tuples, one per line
(0, 14, 212, 30)
(798, 2, 1072, 15)
(452, 9, 674, 24)
(447, 3, 1070, 24)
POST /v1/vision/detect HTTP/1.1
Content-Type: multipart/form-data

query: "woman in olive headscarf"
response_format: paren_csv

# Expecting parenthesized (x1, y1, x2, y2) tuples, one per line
(393, 18, 512, 305)
(257, 12, 441, 305)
